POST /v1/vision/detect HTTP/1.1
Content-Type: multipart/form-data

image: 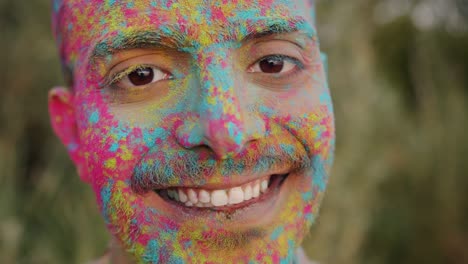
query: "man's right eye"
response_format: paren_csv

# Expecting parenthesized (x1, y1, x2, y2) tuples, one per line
(101, 53, 182, 104)
(111, 65, 173, 89)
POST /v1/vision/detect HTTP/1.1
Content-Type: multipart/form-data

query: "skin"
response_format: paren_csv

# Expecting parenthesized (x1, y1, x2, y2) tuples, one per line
(49, 0, 334, 263)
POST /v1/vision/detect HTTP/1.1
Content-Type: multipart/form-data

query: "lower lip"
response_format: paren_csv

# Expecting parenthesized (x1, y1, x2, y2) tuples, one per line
(143, 174, 290, 225)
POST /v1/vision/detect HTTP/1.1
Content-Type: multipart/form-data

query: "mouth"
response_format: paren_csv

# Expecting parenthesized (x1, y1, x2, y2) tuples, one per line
(154, 173, 289, 211)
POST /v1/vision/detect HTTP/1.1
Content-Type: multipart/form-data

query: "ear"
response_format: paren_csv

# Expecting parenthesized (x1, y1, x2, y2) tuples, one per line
(48, 87, 90, 183)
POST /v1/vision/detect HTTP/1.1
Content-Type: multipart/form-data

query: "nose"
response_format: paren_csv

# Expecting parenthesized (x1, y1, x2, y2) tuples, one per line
(176, 47, 265, 159)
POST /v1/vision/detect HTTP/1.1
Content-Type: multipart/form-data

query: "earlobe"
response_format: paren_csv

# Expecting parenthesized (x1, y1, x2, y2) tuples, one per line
(48, 87, 89, 183)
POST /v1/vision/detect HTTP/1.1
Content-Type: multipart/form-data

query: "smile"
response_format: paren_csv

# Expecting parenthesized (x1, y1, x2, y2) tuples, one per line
(155, 173, 289, 210)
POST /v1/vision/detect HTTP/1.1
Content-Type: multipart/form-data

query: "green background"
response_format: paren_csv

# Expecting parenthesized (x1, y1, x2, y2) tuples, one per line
(1, 0, 467, 263)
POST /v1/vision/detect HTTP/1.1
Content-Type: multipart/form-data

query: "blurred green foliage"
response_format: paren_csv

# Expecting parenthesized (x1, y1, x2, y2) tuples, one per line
(0, 0, 467, 263)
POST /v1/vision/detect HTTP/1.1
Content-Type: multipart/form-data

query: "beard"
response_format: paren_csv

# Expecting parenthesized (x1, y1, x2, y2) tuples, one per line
(99, 168, 323, 263)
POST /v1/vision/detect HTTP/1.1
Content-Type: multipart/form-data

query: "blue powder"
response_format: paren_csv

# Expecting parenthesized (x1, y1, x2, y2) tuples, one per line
(270, 226, 284, 240)
(89, 110, 99, 124)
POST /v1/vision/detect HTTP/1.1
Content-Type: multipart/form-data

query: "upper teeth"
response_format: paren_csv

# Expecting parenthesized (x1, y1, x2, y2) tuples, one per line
(165, 176, 270, 208)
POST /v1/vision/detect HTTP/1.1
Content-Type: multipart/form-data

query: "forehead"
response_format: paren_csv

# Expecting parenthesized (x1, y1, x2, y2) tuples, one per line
(54, 0, 315, 66)
(56, 0, 315, 22)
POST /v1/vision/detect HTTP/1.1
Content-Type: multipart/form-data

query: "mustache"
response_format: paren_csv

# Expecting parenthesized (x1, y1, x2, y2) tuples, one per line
(131, 141, 312, 193)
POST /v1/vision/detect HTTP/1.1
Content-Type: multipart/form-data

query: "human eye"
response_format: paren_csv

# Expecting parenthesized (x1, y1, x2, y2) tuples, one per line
(99, 51, 188, 105)
(245, 53, 307, 90)
(102, 63, 174, 105)
(247, 55, 303, 75)
(242, 37, 313, 89)
(108, 64, 173, 90)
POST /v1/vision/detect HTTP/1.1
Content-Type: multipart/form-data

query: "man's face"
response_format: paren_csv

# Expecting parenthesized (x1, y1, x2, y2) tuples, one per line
(49, 0, 334, 262)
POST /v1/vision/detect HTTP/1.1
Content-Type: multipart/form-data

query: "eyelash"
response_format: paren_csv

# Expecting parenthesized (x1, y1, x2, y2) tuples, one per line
(252, 54, 305, 79)
(257, 54, 304, 68)
(104, 64, 163, 88)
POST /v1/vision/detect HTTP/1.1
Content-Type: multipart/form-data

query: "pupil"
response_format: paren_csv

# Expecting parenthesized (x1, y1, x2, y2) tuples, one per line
(128, 67, 154, 86)
(259, 57, 284, 73)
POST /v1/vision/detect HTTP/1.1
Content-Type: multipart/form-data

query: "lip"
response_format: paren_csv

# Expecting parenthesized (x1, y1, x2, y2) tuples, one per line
(142, 172, 293, 226)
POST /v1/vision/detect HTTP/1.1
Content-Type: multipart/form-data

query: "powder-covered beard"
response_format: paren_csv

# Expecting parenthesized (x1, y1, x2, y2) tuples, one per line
(100, 175, 319, 263)
(98, 159, 327, 263)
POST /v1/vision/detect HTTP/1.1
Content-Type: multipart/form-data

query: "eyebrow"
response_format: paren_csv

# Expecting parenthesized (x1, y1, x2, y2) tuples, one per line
(240, 17, 314, 42)
(90, 16, 315, 59)
(91, 25, 187, 58)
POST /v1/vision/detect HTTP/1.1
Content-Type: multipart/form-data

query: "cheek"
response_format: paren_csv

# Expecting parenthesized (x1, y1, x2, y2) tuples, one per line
(288, 104, 334, 157)
(258, 86, 334, 158)
(73, 89, 150, 184)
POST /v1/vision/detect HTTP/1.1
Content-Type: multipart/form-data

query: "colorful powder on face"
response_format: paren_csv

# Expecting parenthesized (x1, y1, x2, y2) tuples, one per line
(50, 0, 333, 263)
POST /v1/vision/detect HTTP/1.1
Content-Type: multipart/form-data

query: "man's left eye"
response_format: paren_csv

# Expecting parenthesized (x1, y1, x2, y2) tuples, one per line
(115, 66, 172, 88)
(248, 55, 299, 74)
